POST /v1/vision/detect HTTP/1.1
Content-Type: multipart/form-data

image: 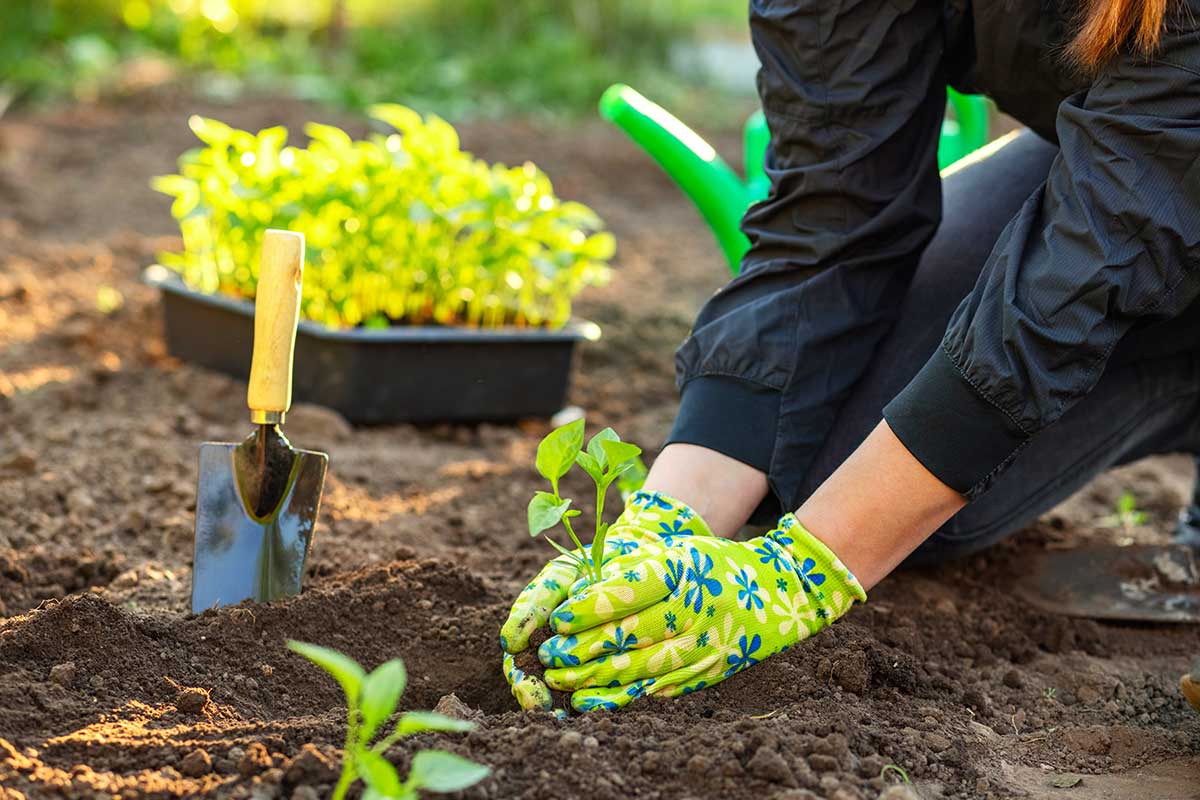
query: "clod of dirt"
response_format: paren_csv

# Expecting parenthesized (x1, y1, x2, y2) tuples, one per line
(832, 650, 870, 694)
(48, 662, 76, 687)
(746, 745, 796, 786)
(180, 748, 212, 777)
(284, 744, 337, 785)
(1002, 668, 1024, 689)
(432, 692, 479, 721)
(2, 448, 37, 475)
(173, 686, 210, 715)
(237, 742, 272, 777)
(65, 488, 95, 514)
(879, 786, 923, 800)
(291, 787, 320, 800)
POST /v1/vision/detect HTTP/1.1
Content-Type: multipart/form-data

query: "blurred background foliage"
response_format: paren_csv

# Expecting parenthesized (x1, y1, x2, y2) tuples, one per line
(1, 0, 750, 119)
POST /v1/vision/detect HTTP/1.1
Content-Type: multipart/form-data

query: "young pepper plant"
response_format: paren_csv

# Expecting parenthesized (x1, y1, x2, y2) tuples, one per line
(287, 641, 490, 800)
(526, 419, 643, 585)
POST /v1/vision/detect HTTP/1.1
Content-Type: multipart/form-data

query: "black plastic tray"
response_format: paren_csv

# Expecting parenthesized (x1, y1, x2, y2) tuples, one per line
(143, 266, 598, 424)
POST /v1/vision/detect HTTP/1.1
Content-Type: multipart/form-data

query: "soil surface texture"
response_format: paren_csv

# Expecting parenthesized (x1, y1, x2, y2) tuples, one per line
(0, 91, 1198, 799)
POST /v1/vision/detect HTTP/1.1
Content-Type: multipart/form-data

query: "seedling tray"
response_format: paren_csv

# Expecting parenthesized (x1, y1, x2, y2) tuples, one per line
(144, 267, 598, 424)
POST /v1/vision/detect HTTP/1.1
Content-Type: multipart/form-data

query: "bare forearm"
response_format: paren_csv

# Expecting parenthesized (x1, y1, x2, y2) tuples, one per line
(643, 443, 767, 538)
(796, 420, 965, 589)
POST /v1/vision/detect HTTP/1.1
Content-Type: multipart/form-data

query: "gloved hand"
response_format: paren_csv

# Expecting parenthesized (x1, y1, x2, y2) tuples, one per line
(500, 490, 714, 710)
(534, 497, 866, 711)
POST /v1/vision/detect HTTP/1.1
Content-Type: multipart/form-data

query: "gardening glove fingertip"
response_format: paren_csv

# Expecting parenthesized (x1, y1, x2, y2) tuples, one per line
(503, 652, 553, 711)
(500, 564, 577, 653)
(569, 679, 653, 713)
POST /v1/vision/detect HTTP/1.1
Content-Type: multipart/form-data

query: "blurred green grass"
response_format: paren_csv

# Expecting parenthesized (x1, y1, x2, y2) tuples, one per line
(1, 0, 749, 120)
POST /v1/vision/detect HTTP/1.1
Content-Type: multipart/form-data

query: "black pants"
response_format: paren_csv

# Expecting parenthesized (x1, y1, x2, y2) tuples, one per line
(793, 131, 1200, 566)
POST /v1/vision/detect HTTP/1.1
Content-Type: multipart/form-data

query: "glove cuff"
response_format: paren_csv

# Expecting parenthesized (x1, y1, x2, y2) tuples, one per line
(616, 490, 715, 538)
(772, 514, 867, 618)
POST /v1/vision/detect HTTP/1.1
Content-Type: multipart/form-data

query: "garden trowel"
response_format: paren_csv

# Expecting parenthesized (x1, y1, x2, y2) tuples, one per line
(1016, 467, 1200, 623)
(190, 230, 328, 614)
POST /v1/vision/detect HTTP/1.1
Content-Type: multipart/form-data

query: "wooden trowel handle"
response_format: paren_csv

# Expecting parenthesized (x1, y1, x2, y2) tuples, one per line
(247, 229, 304, 425)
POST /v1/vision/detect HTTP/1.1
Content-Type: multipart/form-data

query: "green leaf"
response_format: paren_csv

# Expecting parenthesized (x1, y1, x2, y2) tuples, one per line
(575, 451, 602, 481)
(408, 750, 491, 794)
(586, 427, 620, 471)
(599, 440, 642, 476)
(617, 455, 648, 502)
(360, 658, 407, 742)
(287, 641, 365, 704)
(535, 418, 584, 490)
(359, 749, 403, 796)
(544, 536, 586, 566)
(397, 711, 476, 735)
(528, 492, 572, 537)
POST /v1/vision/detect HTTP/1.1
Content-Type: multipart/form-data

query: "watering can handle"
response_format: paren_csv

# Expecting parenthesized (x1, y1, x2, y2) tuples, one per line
(247, 229, 305, 425)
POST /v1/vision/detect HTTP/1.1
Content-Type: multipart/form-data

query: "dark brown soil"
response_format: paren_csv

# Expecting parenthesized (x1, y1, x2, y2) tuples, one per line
(0, 91, 1197, 800)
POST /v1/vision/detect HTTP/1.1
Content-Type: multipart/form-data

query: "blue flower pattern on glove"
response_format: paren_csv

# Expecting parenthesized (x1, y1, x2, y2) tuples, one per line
(733, 569, 764, 611)
(796, 557, 827, 594)
(724, 634, 762, 677)
(540, 635, 581, 667)
(683, 547, 722, 612)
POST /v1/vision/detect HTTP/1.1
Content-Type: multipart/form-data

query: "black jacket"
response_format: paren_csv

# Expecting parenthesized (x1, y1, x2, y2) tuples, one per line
(669, 0, 1200, 505)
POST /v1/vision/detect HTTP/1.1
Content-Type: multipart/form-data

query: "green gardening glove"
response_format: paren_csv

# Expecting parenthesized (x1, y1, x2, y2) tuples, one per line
(500, 490, 715, 710)
(537, 498, 866, 711)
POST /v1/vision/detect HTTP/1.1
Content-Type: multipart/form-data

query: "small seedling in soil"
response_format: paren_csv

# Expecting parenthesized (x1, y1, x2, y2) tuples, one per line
(1042, 687, 1057, 701)
(287, 641, 489, 800)
(527, 418, 643, 585)
(880, 763, 912, 784)
(1104, 490, 1148, 532)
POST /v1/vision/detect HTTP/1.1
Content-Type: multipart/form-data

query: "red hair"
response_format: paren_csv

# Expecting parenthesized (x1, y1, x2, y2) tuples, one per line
(1068, 0, 1172, 69)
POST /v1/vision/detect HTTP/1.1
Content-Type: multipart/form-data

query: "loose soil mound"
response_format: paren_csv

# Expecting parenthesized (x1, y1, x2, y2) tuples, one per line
(0, 91, 1197, 799)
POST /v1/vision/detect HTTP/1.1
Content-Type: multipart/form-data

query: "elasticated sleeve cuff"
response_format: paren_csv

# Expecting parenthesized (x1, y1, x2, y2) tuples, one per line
(883, 347, 1030, 497)
(666, 375, 781, 475)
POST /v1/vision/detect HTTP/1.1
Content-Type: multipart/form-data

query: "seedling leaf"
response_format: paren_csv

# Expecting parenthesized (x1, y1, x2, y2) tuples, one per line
(528, 492, 572, 537)
(617, 455, 648, 502)
(409, 750, 492, 794)
(535, 419, 585, 491)
(544, 536, 586, 566)
(359, 749, 403, 795)
(397, 711, 476, 735)
(360, 658, 407, 741)
(287, 641, 365, 703)
(599, 440, 642, 478)
(586, 427, 621, 470)
(575, 451, 602, 481)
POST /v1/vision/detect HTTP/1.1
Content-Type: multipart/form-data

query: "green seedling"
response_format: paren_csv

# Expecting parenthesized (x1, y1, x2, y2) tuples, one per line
(527, 418, 643, 585)
(153, 107, 614, 330)
(880, 763, 912, 785)
(287, 641, 490, 800)
(1104, 490, 1148, 532)
(1043, 687, 1057, 701)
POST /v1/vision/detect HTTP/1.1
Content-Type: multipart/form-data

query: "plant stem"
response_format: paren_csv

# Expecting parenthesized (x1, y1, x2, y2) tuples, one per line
(590, 482, 609, 583)
(331, 707, 360, 800)
(560, 515, 591, 581)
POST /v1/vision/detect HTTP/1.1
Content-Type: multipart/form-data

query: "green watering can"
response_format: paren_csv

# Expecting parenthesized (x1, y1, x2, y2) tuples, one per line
(599, 84, 990, 272)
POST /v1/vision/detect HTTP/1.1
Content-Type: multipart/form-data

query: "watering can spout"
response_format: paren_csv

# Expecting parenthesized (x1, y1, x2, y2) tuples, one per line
(599, 84, 755, 268)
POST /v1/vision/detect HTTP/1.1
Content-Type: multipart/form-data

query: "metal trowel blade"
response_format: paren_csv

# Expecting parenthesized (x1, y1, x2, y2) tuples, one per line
(1015, 544, 1200, 623)
(191, 433, 327, 614)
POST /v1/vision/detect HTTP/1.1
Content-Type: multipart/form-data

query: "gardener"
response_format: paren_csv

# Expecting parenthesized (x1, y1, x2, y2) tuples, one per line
(502, 0, 1200, 712)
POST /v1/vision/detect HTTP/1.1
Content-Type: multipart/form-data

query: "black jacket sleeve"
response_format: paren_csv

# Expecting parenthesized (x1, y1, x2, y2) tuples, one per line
(669, 0, 947, 488)
(886, 20, 1200, 497)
